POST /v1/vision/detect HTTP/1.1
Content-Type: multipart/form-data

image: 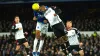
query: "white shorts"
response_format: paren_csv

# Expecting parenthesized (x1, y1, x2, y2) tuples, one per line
(36, 22, 48, 34)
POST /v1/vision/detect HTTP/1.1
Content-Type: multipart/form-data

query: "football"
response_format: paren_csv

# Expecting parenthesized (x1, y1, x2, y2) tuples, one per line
(32, 3, 40, 10)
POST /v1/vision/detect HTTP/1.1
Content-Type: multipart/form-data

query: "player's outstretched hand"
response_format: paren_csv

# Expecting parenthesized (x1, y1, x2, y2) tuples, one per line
(33, 16, 37, 20)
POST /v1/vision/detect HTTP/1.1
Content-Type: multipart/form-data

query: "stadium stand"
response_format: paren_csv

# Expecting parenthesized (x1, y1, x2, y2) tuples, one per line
(0, 33, 100, 56)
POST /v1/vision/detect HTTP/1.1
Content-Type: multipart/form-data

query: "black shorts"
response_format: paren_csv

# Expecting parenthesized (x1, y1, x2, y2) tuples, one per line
(16, 38, 27, 45)
(52, 22, 67, 38)
(69, 45, 83, 52)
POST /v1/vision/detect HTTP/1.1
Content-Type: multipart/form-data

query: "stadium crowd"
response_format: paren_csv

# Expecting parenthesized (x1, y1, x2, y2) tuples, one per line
(72, 18, 100, 31)
(0, 32, 100, 56)
(0, 18, 100, 32)
(0, 20, 36, 32)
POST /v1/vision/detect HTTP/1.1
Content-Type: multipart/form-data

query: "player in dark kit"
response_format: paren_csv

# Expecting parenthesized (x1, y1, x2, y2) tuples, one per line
(32, 8, 48, 56)
(11, 16, 30, 56)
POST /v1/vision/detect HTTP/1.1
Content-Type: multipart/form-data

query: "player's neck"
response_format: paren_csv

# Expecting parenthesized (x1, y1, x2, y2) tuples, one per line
(45, 7, 48, 11)
(67, 27, 72, 30)
(15, 22, 19, 24)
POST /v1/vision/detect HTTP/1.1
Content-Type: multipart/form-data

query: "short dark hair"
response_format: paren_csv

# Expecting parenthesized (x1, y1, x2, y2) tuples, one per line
(15, 15, 19, 18)
(66, 20, 72, 23)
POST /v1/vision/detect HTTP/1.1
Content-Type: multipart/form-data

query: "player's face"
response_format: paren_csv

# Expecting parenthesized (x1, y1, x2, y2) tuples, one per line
(15, 17, 20, 23)
(40, 6, 46, 12)
(66, 22, 72, 29)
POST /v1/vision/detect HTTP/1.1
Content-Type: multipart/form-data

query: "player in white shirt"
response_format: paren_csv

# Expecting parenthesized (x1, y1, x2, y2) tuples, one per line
(11, 16, 30, 56)
(39, 5, 67, 40)
(66, 21, 84, 56)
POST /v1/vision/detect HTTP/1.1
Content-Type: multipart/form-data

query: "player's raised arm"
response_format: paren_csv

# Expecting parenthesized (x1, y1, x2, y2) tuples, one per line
(33, 11, 38, 20)
(51, 6, 62, 15)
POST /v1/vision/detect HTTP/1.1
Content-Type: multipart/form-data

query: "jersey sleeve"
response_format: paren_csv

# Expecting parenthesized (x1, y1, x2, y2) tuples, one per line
(76, 29, 80, 35)
(72, 28, 80, 35)
(11, 24, 19, 32)
(73, 28, 81, 42)
(33, 11, 37, 16)
(51, 6, 62, 14)
(77, 30, 81, 42)
(75, 29, 81, 37)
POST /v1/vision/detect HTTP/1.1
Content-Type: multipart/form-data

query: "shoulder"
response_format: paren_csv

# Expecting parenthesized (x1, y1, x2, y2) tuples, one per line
(46, 7, 53, 12)
(71, 27, 80, 34)
(48, 7, 54, 11)
(18, 22, 22, 25)
(19, 22, 22, 24)
(71, 27, 78, 32)
(46, 8, 54, 13)
(71, 27, 78, 30)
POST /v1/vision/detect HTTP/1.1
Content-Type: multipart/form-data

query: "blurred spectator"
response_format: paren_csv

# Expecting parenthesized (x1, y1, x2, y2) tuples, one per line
(0, 20, 36, 33)
(0, 33, 99, 56)
(0, 17, 100, 32)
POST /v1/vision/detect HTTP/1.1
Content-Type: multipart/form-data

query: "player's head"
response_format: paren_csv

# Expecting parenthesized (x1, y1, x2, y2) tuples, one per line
(66, 20, 72, 29)
(14, 15, 20, 23)
(39, 5, 46, 12)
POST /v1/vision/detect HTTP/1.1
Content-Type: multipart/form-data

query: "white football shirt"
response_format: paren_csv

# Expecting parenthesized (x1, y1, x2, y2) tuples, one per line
(67, 28, 80, 45)
(41, 23, 49, 34)
(44, 8, 62, 26)
(15, 22, 25, 40)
